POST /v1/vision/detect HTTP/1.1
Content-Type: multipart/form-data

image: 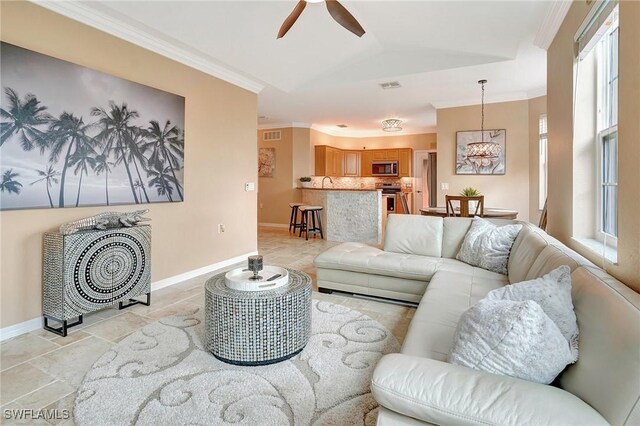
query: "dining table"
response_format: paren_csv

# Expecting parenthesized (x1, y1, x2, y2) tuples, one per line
(420, 207, 518, 220)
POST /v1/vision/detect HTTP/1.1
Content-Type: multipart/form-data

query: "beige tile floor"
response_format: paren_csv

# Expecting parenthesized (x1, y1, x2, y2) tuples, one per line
(0, 227, 414, 425)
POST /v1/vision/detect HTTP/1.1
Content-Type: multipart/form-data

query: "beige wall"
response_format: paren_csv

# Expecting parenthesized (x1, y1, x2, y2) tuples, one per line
(436, 100, 531, 222)
(528, 96, 547, 225)
(258, 128, 296, 225)
(0, 2, 258, 328)
(548, 0, 640, 292)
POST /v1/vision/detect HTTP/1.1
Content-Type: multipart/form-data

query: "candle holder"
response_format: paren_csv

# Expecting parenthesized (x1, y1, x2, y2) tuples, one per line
(247, 255, 264, 281)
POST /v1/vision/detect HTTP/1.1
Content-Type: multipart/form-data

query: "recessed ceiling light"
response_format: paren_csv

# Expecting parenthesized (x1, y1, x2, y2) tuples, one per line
(336, 124, 348, 128)
(379, 81, 402, 90)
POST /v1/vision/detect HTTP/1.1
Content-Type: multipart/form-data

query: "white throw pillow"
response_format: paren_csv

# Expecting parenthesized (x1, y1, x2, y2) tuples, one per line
(449, 299, 574, 384)
(486, 265, 579, 361)
(456, 217, 522, 275)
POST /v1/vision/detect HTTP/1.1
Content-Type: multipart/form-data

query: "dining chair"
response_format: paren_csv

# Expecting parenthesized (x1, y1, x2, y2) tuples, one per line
(399, 193, 410, 214)
(445, 195, 484, 217)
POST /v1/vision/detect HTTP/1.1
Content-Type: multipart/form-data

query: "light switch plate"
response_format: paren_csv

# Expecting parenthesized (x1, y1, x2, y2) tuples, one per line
(245, 182, 255, 191)
(441, 183, 449, 190)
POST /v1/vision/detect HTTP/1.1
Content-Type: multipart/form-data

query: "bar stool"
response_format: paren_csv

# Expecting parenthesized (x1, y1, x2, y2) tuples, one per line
(288, 202, 304, 233)
(298, 206, 324, 240)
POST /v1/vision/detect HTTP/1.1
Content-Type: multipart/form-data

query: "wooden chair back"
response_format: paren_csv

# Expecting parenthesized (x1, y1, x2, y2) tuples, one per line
(539, 198, 548, 230)
(399, 193, 410, 214)
(445, 195, 484, 217)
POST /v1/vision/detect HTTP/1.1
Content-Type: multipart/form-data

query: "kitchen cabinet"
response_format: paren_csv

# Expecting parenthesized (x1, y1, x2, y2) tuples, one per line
(343, 151, 360, 176)
(315, 145, 343, 176)
(361, 151, 373, 177)
(316, 146, 413, 177)
(398, 148, 413, 177)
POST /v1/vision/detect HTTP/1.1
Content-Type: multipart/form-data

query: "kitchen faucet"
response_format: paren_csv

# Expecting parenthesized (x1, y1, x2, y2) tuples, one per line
(322, 176, 333, 189)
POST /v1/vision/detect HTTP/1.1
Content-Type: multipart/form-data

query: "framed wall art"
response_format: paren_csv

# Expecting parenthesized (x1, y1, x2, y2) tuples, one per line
(0, 42, 185, 210)
(258, 148, 276, 177)
(455, 129, 506, 175)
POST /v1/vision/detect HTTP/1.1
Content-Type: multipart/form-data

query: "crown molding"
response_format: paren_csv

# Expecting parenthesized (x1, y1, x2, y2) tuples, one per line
(432, 91, 535, 109)
(534, 0, 573, 50)
(258, 122, 312, 130)
(527, 86, 547, 99)
(310, 124, 437, 138)
(31, 0, 264, 94)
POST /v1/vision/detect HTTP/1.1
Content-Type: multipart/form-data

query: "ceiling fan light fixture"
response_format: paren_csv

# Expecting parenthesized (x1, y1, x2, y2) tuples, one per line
(382, 119, 402, 132)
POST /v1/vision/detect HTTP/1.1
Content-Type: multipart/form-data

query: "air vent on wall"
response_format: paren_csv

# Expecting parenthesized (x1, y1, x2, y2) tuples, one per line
(379, 81, 402, 90)
(263, 130, 281, 141)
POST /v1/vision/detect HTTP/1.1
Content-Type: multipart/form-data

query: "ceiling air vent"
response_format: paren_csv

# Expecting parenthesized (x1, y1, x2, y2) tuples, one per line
(263, 130, 281, 141)
(336, 124, 348, 128)
(379, 81, 402, 90)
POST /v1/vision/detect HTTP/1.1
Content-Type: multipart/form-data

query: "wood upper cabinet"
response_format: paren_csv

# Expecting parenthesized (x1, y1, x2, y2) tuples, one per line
(398, 148, 413, 177)
(315, 145, 343, 176)
(343, 151, 360, 176)
(315, 146, 412, 177)
(361, 150, 373, 177)
(385, 149, 399, 160)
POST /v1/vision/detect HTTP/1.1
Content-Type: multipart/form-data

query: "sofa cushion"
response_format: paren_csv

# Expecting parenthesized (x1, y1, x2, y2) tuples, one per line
(507, 225, 549, 283)
(449, 298, 574, 384)
(441, 217, 473, 258)
(558, 266, 640, 426)
(384, 215, 443, 258)
(401, 268, 507, 360)
(487, 265, 579, 361)
(456, 217, 522, 275)
(524, 244, 592, 280)
(314, 242, 439, 281)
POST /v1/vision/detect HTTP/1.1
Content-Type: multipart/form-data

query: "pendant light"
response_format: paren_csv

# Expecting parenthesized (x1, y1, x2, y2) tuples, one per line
(466, 80, 501, 167)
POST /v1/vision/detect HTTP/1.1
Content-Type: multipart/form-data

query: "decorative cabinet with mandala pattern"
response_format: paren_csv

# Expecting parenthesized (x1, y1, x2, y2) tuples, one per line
(43, 225, 151, 336)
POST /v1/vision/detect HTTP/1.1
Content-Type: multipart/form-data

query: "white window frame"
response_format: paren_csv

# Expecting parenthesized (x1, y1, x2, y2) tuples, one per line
(538, 114, 548, 210)
(595, 15, 618, 244)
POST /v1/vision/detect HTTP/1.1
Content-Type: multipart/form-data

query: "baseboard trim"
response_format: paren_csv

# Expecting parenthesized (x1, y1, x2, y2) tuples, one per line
(259, 223, 289, 228)
(151, 251, 257, 292)
(0, 250, 257, 341)
(0, 317, 44, 342)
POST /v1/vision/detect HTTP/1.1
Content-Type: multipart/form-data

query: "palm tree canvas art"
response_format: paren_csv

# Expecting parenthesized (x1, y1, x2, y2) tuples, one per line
(0, 42, 185, 210)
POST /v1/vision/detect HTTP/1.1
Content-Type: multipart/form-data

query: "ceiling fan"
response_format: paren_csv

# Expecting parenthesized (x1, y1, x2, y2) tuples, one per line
(277, 0, 366, 39)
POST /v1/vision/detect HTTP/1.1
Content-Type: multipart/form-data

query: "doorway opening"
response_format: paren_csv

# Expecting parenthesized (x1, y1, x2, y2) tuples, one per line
(413, 151, 437, 213)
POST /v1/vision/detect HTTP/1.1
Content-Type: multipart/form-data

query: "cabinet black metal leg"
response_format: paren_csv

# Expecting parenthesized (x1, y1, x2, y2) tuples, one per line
(118, 292, 151, 310)
(43, 315, 83, 337)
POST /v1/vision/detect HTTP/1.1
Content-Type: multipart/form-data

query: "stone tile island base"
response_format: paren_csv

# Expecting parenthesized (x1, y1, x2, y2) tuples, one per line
(300, 188, 382, 244)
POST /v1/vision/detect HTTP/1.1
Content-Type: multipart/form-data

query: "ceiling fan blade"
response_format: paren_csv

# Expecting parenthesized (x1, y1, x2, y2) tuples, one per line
(277, 0, 307, 39)
(325, 0, 365, 37)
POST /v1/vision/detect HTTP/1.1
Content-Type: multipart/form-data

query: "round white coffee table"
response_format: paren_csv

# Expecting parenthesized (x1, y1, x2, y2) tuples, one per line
(204, 267, 312, 366)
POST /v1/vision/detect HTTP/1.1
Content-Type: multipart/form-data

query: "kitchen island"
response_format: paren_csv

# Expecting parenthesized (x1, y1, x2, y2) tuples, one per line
(299, 188, 382, 244)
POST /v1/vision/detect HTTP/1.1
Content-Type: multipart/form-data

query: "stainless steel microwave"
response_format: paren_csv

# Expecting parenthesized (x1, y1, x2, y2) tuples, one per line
(372, 161, 399, 177)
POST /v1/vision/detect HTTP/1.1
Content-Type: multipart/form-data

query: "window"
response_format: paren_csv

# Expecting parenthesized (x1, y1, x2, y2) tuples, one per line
(596, 13, 618, 239)
(538, 114, 548, 210)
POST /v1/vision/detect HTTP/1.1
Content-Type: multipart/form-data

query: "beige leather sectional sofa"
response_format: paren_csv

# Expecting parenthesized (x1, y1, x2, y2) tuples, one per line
(314, 215, 640, 425)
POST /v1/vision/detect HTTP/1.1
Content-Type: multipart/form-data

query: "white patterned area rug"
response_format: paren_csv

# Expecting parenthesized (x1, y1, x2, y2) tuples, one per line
(74, 300, 400, 425)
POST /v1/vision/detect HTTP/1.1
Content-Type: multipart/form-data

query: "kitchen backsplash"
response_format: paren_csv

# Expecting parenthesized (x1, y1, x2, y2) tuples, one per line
(306, 176, 414, 189)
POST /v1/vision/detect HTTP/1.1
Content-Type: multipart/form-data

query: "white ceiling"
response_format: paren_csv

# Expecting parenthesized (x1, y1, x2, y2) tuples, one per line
(49, 1, 554, 136)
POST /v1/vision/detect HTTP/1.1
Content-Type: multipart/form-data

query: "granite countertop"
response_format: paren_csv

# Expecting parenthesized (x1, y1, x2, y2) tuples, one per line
(298, 187, 381, 192)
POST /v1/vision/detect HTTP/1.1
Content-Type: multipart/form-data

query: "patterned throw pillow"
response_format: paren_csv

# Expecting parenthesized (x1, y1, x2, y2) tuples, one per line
(456, 217, 522, 275)
(449, 299, 574, 384)
(486, 265, 579, 361)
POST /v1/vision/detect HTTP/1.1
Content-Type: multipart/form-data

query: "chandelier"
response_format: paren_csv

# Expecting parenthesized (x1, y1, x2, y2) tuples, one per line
(466, 80, 501, 167)
(382, 118, 402, 132)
